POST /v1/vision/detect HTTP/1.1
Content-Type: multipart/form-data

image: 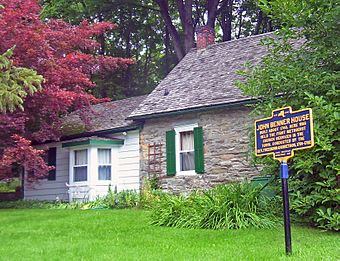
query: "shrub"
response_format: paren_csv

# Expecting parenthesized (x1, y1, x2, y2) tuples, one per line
(150, 183, 280, 230)
(290, 181, 340, 231)
(0, 178, 20, 192)
(104, 189, 139, 209)
(140, 177, 164, 209)
(0, 200, 81, 209)
(0, 189, 140, 210)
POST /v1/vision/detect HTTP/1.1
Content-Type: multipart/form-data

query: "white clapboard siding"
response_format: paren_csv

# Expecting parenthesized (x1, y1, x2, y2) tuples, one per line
(24, 143, 69, 201)
(117, 183, 140, 191)
(93, 185, 114, 198)
(115, 130, 140, 192)
(25, 129, 141, 201)
(119, 156, 139, 165)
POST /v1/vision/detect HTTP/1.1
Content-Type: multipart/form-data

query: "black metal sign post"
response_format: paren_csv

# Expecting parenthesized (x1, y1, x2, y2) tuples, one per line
(280, 160, 292, 255)
(254, 106, 314, 256)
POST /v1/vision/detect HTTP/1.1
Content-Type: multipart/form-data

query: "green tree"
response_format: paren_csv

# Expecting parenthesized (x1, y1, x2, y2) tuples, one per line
(0, 47, 43, 112)
(41, 0, 175, 99)
(155, 0, 276, 60)
(238, 0, 339, 231)
(41, 0, 276, 100)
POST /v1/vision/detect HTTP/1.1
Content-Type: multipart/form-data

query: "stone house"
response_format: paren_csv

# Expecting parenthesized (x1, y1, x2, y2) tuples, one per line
(128, 29, 271, 193)
(24, 29, 273, 200)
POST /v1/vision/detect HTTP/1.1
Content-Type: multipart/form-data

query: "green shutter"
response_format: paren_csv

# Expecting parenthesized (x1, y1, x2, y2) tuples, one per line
(166, 130, 176, 176)
(194, 127, 204, 174)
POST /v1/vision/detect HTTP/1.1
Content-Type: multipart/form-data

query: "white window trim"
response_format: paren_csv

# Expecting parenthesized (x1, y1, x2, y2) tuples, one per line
(70, 148, 89, 185)
(174, 123, 198, 176)
(96, 148, 113, 183)
(69, 145, 119, 187)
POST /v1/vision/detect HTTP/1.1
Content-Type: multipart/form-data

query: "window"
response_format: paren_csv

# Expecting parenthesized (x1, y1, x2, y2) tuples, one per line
(47, 147, 56, 181)
(73, 149, 87, 182)
(166, 125, 204, 176)
(179, 131, 195, 171)
(98, 149, 111, 180)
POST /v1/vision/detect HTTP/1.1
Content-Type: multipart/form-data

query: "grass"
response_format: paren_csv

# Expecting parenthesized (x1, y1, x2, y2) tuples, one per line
(0, 209, 339, 261)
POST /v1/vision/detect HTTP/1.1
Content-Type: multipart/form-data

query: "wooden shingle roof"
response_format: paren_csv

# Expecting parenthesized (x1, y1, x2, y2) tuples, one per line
(129, 32, 273, 119)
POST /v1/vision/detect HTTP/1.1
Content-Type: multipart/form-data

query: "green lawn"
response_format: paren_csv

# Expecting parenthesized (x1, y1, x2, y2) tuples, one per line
(0, 209, 338, 261)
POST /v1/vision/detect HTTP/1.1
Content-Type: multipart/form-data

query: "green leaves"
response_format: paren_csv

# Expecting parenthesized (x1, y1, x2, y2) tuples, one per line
(0, 47, 43, 113)
(150, 183, 280, 230)
(238, 0, 339, 231)
(316, 207, 340, 231)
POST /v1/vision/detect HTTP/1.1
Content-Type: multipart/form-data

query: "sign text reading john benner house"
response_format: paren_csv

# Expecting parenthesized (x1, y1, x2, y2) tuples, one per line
(255, 107, 314, 161)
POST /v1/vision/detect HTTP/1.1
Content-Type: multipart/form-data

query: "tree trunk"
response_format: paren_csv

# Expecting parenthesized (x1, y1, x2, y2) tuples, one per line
(176, 0, 194, 54)
(207, 0, 219, 28)
(193, 0, 203, 27)
(267, 19, 273, 32)
(98, 14, 106, 55)
(184, 0, 194, 53)
(155, 0, 185, 61)
(143, 43, 151, 89)
(237, 9, 243, 39)
(124, 7, 133, 96)
(219, 0, 233, 41)
(164, 26, 170, 76)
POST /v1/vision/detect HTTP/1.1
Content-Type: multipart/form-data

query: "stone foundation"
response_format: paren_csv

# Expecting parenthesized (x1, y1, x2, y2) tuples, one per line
(140, 106, 259, 193)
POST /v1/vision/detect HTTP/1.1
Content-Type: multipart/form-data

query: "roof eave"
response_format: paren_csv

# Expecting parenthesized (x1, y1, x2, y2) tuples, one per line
(127, 98, 258, 120)
(60, 124, 142, 141)
(62, 138, 124, 148)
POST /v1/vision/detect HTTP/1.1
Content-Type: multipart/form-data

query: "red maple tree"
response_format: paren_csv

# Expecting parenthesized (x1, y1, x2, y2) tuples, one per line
(0, 0, 134, 181)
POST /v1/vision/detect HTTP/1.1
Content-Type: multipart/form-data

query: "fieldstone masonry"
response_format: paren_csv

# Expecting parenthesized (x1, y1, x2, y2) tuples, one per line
(140, 106, 259, 193)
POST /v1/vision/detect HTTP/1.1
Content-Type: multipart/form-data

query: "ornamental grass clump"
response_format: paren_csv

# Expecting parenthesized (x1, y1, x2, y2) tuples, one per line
(150, 183, 280, 230)
(82, 188, 140, 209)
(104, 189, 140, 209)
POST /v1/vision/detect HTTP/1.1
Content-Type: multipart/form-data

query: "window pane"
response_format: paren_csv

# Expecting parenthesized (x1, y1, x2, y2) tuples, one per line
(180, 151, 195, 171)
(75, 150, 87, 165)
(47, 170, 56, 181)
(47, 147, 56, 181)
(74, 166, 87, 181)
(98, 166, 111, 180)
(98, 149, 111, 164)
(180, 131, 194, 150)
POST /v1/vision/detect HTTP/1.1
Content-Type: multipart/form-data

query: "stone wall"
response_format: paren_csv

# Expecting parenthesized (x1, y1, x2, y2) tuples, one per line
(140, 106, 259, 193)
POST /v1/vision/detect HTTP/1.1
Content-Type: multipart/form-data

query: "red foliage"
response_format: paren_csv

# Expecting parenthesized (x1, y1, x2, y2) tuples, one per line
(0, 0, 134, 181)
(0, 135, 51, 182)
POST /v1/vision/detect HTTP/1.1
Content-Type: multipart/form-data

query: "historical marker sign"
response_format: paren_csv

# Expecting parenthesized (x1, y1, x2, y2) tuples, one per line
(254, 106, 314, 256)
(255, 106, 314, 162)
